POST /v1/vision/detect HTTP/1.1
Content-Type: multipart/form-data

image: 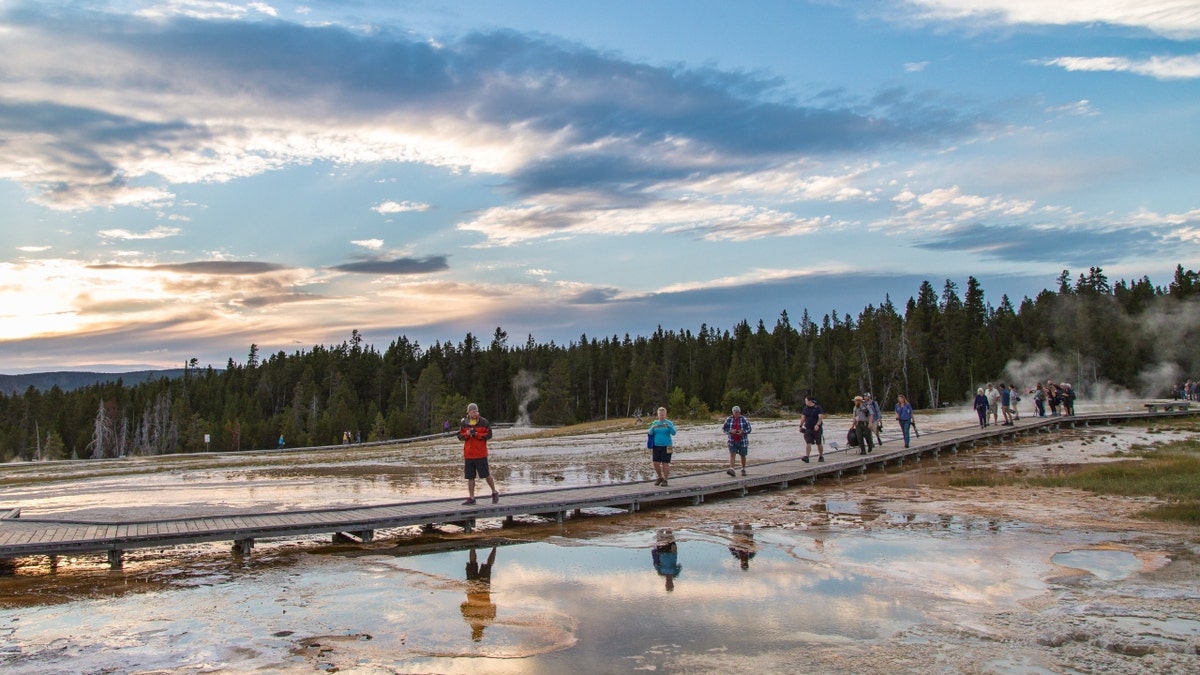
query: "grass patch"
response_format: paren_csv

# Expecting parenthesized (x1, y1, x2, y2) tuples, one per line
(952, 435, 1200, 524)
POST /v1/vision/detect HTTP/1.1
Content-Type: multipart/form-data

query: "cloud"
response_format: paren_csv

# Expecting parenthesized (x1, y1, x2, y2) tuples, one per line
(97, 225, 183, 240)
(351, 239, 385, 250)
(0, 5, 988, 214)
(912, 223, 1162, 265)
(899, 0, 1200, 40)
(330, 255, 449, 275)
(1045, 99, 1099, 117)
(88, 260, 287, 274)
(1041, 54, 1200, 80)
(372, 200, 431, 214)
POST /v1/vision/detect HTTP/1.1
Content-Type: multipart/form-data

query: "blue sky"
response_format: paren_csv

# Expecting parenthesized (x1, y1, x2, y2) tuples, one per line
(2, 0, 1198, 372)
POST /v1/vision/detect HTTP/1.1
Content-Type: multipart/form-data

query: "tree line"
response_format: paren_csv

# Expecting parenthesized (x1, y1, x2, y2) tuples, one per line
(3, 265, 1198, 461)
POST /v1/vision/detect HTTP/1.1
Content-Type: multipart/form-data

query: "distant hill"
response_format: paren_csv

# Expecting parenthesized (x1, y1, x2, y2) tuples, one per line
(0, 369, 190, 395)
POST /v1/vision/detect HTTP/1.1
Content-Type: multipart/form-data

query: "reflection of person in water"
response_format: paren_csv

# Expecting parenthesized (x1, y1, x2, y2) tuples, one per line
(651, 528, 682, 592)
(728, 522, 757, 570)
(461, 546, 498, 641)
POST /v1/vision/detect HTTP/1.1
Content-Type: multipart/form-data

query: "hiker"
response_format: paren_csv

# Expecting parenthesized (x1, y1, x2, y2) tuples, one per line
(852, 395, 874, 454)
(798, 395, 825, 462)
(895, 394, 914, 448)
(457, 403, 499, 505)
(648, 406, 677, 486)
(722, 405, 751, 476)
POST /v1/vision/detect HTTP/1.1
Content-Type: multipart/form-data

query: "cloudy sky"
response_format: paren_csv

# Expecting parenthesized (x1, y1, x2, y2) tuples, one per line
(2, 0, 1198, 373)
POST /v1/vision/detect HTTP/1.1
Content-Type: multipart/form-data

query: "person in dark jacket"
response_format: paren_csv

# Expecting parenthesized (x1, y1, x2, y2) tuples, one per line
(973, 388, 988, 428)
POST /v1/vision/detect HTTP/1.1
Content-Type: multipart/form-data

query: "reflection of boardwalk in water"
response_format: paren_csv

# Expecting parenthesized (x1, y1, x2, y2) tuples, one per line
(1, 407, 1194, 570)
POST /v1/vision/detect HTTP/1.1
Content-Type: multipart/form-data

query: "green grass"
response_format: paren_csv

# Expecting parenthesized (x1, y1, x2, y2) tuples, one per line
(951, 430, 1200, 524)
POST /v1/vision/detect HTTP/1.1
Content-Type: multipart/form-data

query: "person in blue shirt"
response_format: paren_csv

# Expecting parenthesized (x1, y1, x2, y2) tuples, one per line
(895, 394, 914, 448)
(648, 407, 677, 486)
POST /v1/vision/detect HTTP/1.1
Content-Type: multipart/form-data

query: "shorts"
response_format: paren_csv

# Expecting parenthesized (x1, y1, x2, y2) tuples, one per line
(802, 427, 822, 445)
(728, 440, 748, 457)
(464, 457, 491, 480)
(652, 445, 672, 463)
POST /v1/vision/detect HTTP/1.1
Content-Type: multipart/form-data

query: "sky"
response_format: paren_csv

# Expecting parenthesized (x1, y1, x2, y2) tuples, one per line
(2, 0, 1199, 373)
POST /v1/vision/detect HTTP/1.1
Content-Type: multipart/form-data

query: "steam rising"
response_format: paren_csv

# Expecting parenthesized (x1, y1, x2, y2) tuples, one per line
(513, 369, 540, 427)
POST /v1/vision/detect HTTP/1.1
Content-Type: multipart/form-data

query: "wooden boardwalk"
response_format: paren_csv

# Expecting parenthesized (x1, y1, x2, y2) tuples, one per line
(1, 405, 1194, 569)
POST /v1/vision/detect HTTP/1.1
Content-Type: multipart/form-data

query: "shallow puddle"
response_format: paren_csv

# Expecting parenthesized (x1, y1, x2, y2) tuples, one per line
(1051, 548, 1142, 581)
(0, 517, 1120, 674)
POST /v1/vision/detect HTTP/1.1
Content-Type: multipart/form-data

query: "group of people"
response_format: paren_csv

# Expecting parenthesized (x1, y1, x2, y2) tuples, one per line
(972, 382, 1021, 428)
(1032, 381, 1076, 417)
(973, 381, 1075, 427)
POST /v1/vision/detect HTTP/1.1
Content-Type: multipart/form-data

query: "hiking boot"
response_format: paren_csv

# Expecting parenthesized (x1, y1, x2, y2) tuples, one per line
(801, 456, 810, 463)
(462, 498, 476, 505)
(654, 478, 664, 486)
(741, 469, 747, 476)
(726, 469, 736, 477)
(660, 479, 668, 486)
(491, 492, 500, 504)
(817, 455, 824, 462)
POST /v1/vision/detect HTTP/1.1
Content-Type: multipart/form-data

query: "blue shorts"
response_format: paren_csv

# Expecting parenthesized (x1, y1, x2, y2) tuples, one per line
(464, 457, 490, 479)
(728, 440, 748, 457)
(652, 445, 672, 463)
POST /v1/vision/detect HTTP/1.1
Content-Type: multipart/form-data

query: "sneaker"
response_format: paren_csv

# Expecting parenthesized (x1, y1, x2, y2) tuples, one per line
(801, 456, 810, 463)
(726, 469, 736, 477)
(654, 478, 664, 486)
(817, 456, 824, 462)
(660, 479, 668, 486)
(462, 498, 476, 505)
(491, 492, 500, 504)
(741, 469, 747, 476)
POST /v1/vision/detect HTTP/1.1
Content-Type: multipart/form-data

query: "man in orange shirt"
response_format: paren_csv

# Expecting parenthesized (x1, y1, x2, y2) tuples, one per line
(457, 403, 499, 505)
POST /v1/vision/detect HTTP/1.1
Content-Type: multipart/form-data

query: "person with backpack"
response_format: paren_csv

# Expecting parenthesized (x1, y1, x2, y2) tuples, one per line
(851, 395, 874, 454)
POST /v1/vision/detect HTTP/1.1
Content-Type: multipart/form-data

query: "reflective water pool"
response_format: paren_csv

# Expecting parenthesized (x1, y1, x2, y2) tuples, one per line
(0, 515, 1089, 674)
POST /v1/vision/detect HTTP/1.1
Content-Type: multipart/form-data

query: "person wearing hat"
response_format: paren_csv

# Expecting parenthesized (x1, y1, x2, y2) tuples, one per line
(457, 402, 499, 505)
(852, 395, 874, 454)
(722, 405, 752, 476)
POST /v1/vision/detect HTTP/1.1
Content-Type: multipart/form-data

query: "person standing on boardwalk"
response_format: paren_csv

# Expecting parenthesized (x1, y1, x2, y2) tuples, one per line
(457, 403, 499, 505)
(985, 383, 1001, 426)
(895, 394, 914, 448)
(649, 406, 677, 486)
(799, 395, 825, 462)
(722, 405, 751, 476)
(852, 395, 874, 454)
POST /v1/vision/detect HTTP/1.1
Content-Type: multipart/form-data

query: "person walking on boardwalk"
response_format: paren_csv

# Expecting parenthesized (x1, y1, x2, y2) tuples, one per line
(852, 395, 874, 454)
(866, 393, 884, 445)
(799, 395, 825, 462)
(895, 394, 914, 448)
(457, 403, 499, 505)
(722, 405, 751, 476)
(973, 388, 988, 428)
(649, 406, 677, 486)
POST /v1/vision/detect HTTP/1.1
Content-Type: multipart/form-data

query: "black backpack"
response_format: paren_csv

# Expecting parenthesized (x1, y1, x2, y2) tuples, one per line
(846, 427, 859, 447)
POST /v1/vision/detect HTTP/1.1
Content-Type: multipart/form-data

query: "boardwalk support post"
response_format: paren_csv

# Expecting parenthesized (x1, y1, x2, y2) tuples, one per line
(232, 538, 254, 558)
(108, 549, 124, 569)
